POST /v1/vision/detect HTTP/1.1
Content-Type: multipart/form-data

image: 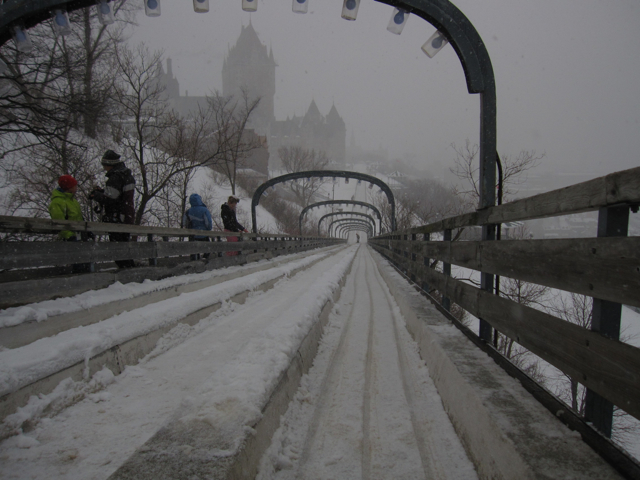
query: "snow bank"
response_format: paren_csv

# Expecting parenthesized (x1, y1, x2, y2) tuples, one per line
(0, 251, 333, 398)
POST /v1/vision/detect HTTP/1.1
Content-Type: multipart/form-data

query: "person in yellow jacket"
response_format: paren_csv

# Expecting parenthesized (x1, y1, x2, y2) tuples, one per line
(49, 175, 84, 241)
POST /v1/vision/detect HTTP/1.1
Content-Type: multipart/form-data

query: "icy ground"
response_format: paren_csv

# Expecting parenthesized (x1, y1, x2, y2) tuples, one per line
(0, 245, 477, 479)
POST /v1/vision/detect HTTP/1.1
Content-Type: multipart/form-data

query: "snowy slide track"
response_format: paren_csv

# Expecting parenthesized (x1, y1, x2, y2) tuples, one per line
(258, 246, 478, 480)
(0, 245, 357, 479)
(0, 246, 343, 435)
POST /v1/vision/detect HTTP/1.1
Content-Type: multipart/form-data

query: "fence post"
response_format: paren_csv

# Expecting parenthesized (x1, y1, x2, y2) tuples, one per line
(422, 232, 430, 293)
(584, 205, 629, 437)
(442, 229, 452, 311)
(479, 224, 496, 342)
(410, 233, 417, 282)
(147, 234, 157, 266)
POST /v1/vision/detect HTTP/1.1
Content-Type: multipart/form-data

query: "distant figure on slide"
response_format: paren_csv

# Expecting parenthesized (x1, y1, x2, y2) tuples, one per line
(221, 196, 248, 256)
(183, 193, 213, 260)
(356, 233, 360, 243)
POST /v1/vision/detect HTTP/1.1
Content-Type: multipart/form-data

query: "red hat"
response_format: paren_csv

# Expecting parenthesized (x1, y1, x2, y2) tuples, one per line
(58, 175, 78, 191)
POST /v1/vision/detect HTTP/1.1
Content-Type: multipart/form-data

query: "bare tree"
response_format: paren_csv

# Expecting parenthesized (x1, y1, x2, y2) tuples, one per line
(112, 43, 219, 225)
(206, 89, 261, 195)
(278, 146, 329, 207)
(450, 139, 544, 211)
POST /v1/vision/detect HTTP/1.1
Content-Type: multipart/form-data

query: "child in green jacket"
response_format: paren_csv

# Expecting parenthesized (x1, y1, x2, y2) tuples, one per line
(49, 175, 83, 240)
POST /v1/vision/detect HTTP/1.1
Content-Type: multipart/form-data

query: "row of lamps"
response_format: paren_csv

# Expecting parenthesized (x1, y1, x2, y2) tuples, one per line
(8, 0, 449, 61)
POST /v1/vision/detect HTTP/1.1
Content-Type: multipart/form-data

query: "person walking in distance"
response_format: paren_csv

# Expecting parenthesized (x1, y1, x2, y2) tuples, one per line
(89, 150, 136, 268)
(220, 196, 248, 256)
(183, 193, 213, 260)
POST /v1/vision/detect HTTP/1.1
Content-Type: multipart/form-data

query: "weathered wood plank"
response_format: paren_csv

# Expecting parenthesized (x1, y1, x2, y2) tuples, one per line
(373, 166, 640, 236)
(371, 245, 640, 421)
(378, 237, 640, 308)
(0, 239, 329, 270)
(0, 215, 334, 241)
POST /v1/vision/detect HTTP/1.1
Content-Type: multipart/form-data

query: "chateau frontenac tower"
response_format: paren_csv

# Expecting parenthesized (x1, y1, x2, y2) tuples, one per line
(222, 23, 276, 135)
(159, 23, 346, 170)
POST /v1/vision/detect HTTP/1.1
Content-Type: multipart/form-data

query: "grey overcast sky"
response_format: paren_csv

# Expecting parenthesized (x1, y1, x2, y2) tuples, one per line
(129, 0, 640, 176)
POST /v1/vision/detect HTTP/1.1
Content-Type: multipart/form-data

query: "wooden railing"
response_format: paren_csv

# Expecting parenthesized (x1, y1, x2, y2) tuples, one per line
(370, 166, 640, 450)
(0, 216, 344, 307)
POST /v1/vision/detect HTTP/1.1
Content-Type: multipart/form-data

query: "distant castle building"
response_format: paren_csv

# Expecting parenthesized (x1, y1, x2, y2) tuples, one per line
(158, 23, 346, 172)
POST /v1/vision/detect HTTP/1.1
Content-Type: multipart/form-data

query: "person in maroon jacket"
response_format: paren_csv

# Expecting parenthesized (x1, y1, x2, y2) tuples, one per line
(90, 150, 136, 268)
(220, 196, 248, 256)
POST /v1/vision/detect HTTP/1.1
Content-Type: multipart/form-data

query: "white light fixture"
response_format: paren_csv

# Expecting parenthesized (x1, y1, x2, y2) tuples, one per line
(12, 25, 32, 52)
(96, 0, 115, 25)
(292, 0, 308, 14)
(242, 0, 257, 12)
(144, 0, 161, 17)
(193, 0, 209, 13)
(422, 30, 449, 58)
(53, 10, 72, 36)
(341, 0, 360, 21)
(387, 8, 409, 35)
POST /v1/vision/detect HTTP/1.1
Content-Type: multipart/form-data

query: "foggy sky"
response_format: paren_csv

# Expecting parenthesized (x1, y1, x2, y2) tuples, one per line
(129, 0, 640, 176)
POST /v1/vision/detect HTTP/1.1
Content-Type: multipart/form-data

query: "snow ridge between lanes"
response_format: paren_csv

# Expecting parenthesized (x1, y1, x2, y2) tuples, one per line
(0, 249, 337, 398)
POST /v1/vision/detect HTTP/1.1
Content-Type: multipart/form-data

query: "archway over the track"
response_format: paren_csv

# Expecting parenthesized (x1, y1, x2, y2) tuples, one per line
(319, 211, 376, 236)
(329, 218, 374, 238)
(299, 200, 382, 236)
(252, 170, 395, 233)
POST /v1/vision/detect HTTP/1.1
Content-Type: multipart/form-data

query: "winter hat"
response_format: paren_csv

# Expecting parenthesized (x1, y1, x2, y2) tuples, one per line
(58, 175, 77, 191)
(101, 149, 122, 165)
(228, 195, 239, 204)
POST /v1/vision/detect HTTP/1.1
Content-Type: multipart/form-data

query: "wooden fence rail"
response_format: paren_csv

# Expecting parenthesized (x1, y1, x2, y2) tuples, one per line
(369, 165, 640, 444)
(0, 217, 344, 307)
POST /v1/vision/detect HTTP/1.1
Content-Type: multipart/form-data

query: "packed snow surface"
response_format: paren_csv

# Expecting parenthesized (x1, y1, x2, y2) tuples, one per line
(0, 245, 478, 479)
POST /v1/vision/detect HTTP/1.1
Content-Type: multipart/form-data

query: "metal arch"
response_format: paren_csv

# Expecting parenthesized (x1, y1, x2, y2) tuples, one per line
(336, 223, 373, 239)
(329, 218, 374, 237)
(3, 0, 495, 219)
(319, 211, 376, 236)
(336, 221, 373, 235)
(335, 224, 371, 239)
(332, 219, 374, 238)
(376, 0, 496, 211)
(329, 218, 375, 238)
(339, 225, 372, 239)
(329, 218, 374, 238)
(252, 170, 395, 233)
(299, 200, 382, 236)
(1, 1, 102, 46)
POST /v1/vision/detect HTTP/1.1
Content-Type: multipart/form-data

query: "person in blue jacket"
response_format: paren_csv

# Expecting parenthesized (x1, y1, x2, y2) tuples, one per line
(183, 193, 213, 260)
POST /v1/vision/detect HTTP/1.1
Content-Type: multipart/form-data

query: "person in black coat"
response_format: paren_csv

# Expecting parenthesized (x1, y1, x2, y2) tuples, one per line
(89, 150, 136, 268)
(221, 196, 248, 256)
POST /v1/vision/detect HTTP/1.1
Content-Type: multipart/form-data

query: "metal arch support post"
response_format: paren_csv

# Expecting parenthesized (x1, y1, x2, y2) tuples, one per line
(299, 200, 383, 236)
(319, 211, 377, 236)
(330, 219, 375, 237)
(252, 170, 395, 234)
(377, 0, 497, 342)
